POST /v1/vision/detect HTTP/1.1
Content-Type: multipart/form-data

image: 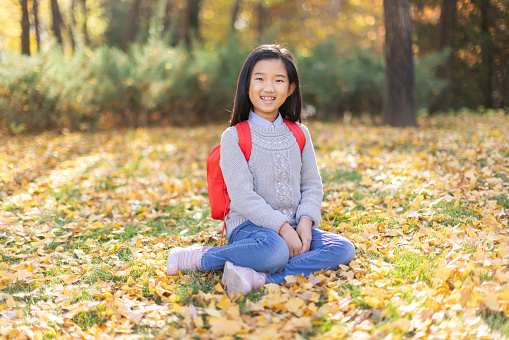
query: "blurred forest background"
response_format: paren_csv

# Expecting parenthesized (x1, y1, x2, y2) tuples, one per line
(0, 0, 507, 134)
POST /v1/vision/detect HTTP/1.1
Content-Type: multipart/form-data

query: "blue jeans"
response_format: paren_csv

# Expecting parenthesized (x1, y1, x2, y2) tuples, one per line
(201, 221, 356, 284)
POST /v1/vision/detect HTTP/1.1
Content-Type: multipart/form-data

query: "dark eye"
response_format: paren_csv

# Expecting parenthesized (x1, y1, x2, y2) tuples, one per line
(255, 77, 263, 81)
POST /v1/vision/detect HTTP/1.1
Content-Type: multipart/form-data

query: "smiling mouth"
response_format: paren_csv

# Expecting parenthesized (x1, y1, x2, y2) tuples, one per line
(261, 96, 276, 103)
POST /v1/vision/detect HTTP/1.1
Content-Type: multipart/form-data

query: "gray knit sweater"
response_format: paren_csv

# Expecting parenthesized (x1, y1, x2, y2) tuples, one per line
(220, 121, 323, 237)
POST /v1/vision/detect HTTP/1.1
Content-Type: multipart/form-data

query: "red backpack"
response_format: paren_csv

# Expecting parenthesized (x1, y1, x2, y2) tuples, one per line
(207, 119, 306, 244)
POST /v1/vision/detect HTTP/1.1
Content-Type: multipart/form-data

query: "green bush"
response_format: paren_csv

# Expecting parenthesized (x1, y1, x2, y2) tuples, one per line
(298, 43, 384, 116)
(0, 38, 447, 134)
(0, 53, 57, 133)
(297, 41, 447, 118)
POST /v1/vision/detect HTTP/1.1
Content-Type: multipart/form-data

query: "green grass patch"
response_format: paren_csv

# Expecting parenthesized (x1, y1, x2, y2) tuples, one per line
(173, 271, 220, 305)
(48, 185, 82, 202)
(494, 194, 509, 210)
(131, 266, 156, 280)
(461, 241, 476, 253)
(322, 170, 363, 184)
(481, 311, 509, 338)
(132, 324, 163, 339)
(83, 268, 115, 284)
(0, 253, 22, 264)
(116, 247, 134, 264)
(237, 288, 267, 315)
(2, 282, 38, 296)
(390, 250, 435, 285)
(337, 282, 370, 309)
(69, 288, 97, 305)
(435, 203, 483, 226)
(72, 305, 109, 331)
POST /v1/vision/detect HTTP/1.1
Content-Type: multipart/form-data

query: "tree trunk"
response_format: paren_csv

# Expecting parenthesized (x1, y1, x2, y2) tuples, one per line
(231, 0, 241, 32)
(257, 0, 264, 41)
(479, 0, 494, 108)
(185, 0, 201, 44)
(122, 0, 142, 51)
(51, 0, 64, 45)
(382, 0, 417, 127)
(162, 0, 172, 36)
(69, 0, 77, 51)
(429, 0, 457, 114)
(163, 0, 182, 45)
(33, 0, 41, 52)
(21, 0, 31, 55)
(81, 0, 90, 45)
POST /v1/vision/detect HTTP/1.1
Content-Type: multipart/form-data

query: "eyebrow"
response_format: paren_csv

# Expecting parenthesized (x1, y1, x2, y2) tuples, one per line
(253, 72, 287, 78)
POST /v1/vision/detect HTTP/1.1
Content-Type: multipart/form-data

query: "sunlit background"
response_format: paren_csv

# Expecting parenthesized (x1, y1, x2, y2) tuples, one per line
(0, 0, 507, 133)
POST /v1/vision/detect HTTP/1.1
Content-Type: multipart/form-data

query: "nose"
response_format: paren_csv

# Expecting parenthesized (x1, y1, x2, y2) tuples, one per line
(264, 81, 275, 92)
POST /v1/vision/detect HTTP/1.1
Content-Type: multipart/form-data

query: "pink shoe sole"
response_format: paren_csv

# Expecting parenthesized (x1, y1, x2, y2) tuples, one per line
(166, 250, 180, 276)
(223, 261, 251, 296)
(166, 245, 212, 276)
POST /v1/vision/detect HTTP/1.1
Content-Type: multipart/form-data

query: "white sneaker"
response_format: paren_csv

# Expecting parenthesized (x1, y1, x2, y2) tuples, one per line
(167, 245, 212, 275)
(222, 261, 267, 296)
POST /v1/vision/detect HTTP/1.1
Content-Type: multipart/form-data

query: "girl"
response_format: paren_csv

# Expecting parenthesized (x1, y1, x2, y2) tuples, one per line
(167, 44, 355, 296)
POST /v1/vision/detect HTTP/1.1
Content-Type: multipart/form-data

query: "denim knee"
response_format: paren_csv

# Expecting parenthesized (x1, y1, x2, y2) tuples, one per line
(254, 236, 289, 274)
(329, 238, 356, 266)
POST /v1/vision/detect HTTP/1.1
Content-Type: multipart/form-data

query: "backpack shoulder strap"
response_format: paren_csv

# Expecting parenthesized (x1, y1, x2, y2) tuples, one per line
(235, 121, 251, 161)
(283, 119, 306, 153)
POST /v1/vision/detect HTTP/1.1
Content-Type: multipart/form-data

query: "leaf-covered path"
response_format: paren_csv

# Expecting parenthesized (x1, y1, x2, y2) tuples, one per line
(0, 112, 508, 339)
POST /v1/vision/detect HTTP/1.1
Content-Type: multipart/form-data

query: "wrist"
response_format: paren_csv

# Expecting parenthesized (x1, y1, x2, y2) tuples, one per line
(298, 217, 313, 229)
(279, 222, 292, 235)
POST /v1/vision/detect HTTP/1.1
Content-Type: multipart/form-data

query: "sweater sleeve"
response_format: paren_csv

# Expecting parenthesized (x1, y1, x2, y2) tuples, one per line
(220, 127, 289, 233)
(295, 123, 324, 229)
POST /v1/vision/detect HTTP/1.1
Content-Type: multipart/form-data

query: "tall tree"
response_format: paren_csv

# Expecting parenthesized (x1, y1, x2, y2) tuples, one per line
(478, 0, 494, 108)
(81, 0, 90, 45)
(122, 0, 142, 51)
(33, 0, 41, 52)
(51, 0, 64, 45)
(21, 0, 31, 55)
(69, 0, 77, 51)
(185, 0, 202, 44)
(382, 0, 417, 127)
(162, 0, 173, 38)
(231, 0, 241, 33)
(256, 0, 265, 41)
(430, 0, 458, 114)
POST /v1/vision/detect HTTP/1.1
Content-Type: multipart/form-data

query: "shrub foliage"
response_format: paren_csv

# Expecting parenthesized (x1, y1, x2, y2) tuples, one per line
(0, 39, 446, 134)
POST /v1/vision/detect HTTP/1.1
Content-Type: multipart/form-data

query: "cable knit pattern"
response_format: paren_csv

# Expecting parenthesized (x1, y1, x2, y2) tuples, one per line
(220, 121, 323, 237)
(273, 150, 293, 210)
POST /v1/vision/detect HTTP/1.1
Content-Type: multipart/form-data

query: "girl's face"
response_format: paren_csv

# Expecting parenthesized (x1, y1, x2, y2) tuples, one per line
(248, 59, 296, 122)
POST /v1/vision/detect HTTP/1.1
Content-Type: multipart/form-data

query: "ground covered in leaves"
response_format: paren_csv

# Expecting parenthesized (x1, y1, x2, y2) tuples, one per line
(0, 112, 508, 339)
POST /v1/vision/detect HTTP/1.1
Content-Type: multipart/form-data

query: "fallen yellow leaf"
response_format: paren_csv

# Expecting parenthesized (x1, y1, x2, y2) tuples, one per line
(362, 176, 373, 186)
(436, 266, 452, 281)
(217, 295, 232, 311)
(285, 297, 305, 314)
(6, 296, 16, 308)
(208, 316, 244, 336)
(214, 282, 225, 293)
(62, 274, 80, 284)
(365, 296, 381, 308)
(484, 293, 500, 312)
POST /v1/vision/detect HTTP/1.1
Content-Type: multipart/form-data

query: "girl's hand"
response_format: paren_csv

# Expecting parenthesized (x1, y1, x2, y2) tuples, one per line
(296, 218, 313, 255)
(279, 222, 302, 259)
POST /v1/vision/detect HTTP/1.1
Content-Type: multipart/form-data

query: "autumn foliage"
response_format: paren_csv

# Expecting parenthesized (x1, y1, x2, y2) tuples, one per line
(0, 112, 508, 338)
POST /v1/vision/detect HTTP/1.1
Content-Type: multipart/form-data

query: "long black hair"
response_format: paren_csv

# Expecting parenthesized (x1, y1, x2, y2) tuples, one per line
(229, 44, 302, 127)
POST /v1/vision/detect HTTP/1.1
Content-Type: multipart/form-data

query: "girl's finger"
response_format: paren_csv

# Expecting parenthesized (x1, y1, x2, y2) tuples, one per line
(301, 239, 310, 253)
(293, 247, 300, 258)
(301, 244, 309, 254)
